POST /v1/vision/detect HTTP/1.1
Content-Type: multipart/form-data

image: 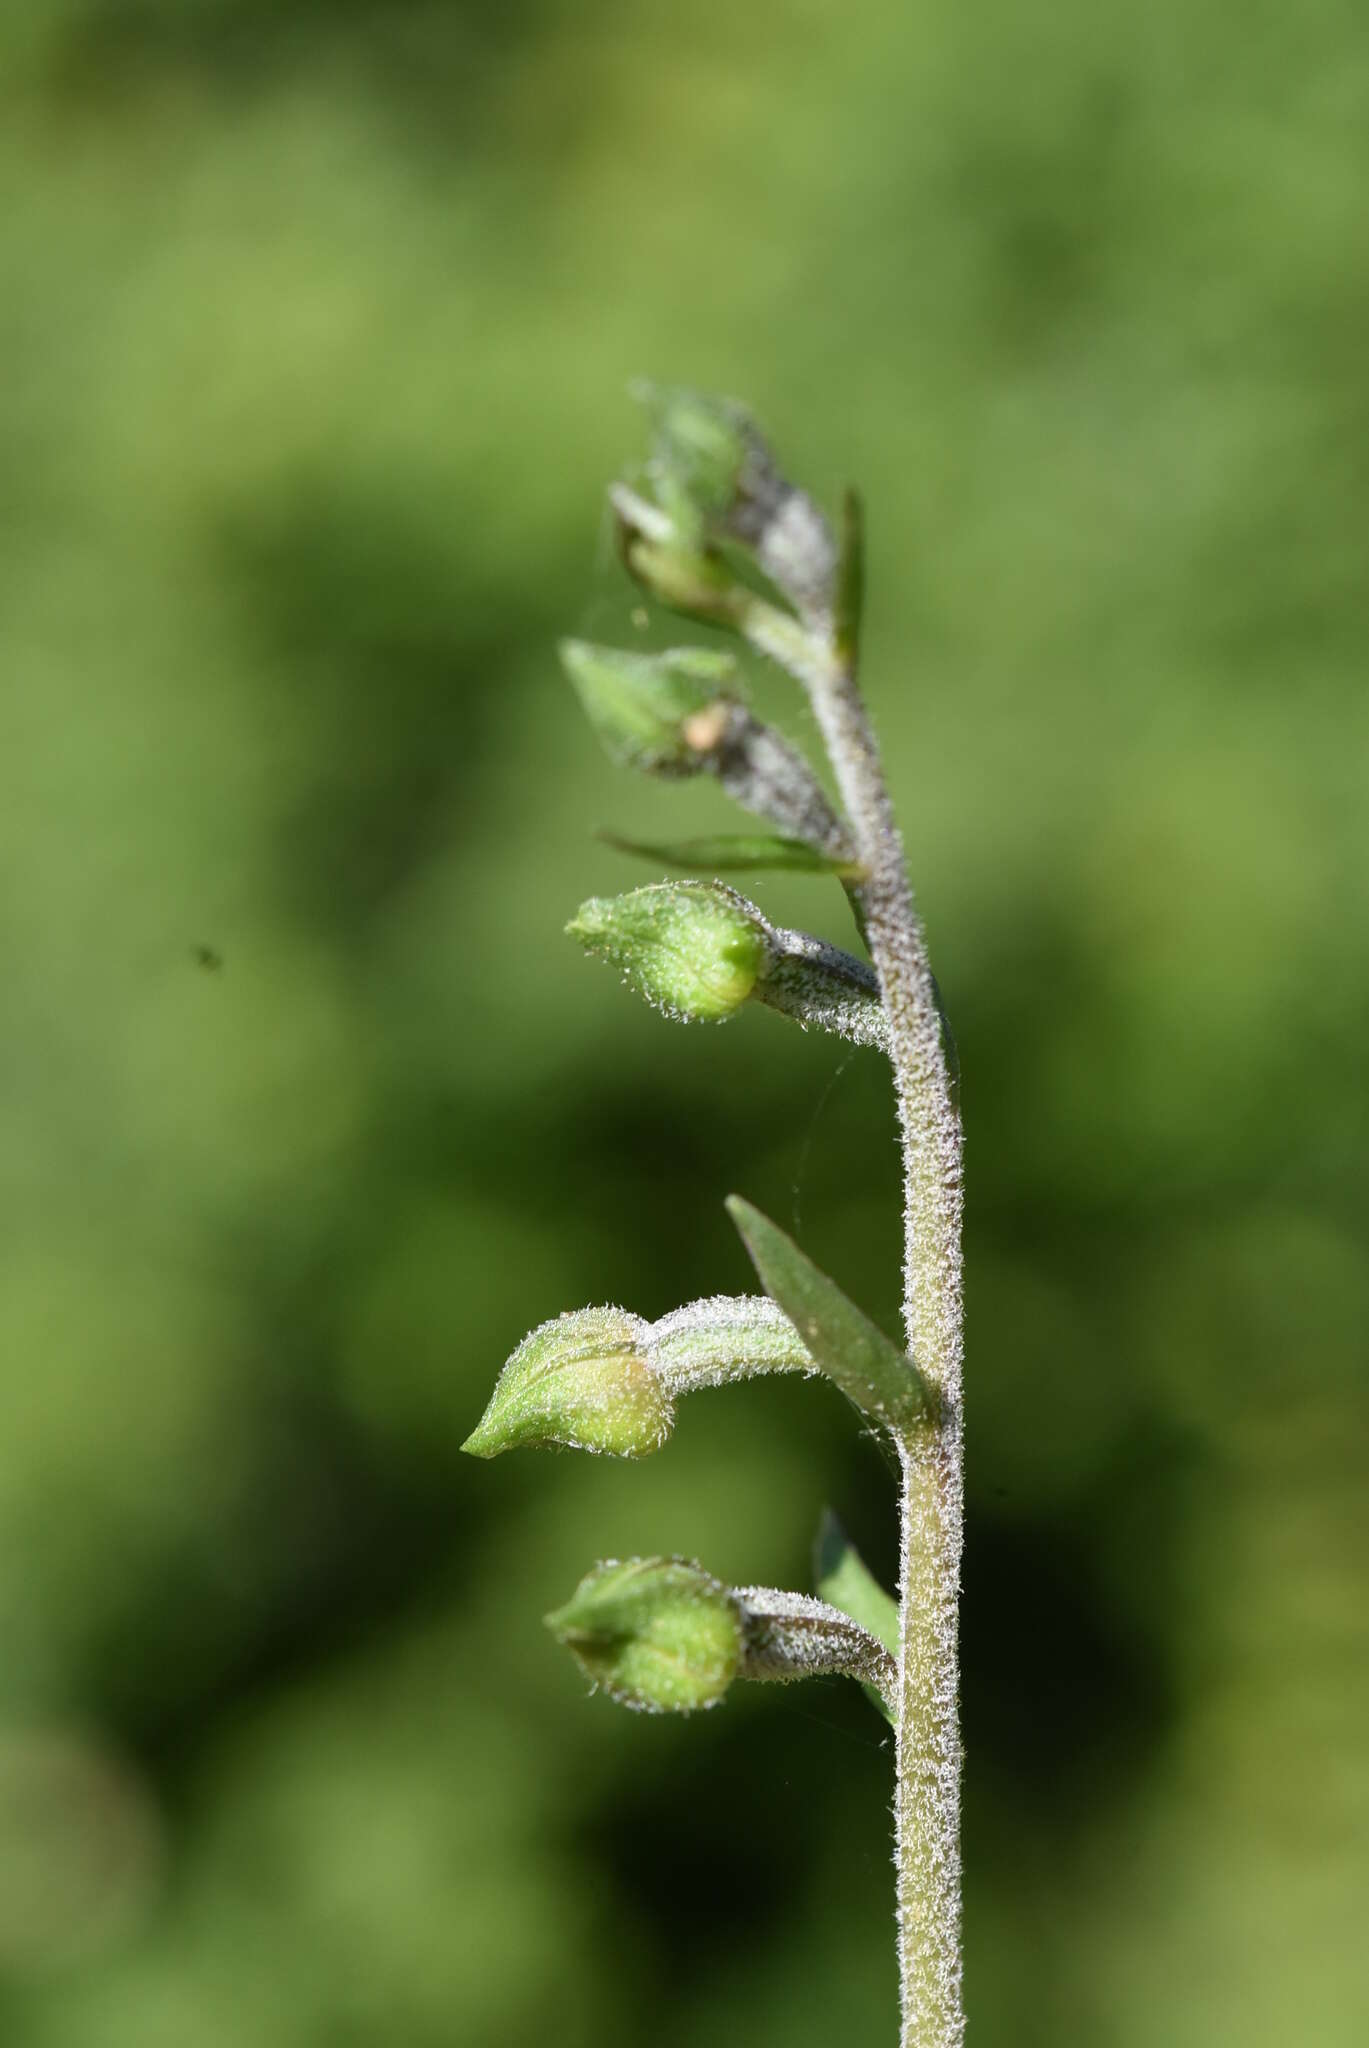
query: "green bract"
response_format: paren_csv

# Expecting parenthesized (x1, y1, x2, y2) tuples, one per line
(546, 1558, 743, 1713)
(461, 1308, 671, 1459)
(567, 881, 772, 1023)
(558, 639, 738, 773)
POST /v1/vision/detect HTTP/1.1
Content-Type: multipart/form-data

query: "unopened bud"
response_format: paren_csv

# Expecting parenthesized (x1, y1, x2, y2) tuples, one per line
(546, 1558, 743, 1713)
(636, 383, 757, 539)
(627, 388, 836, 623)
(608, 488, 751, 630)
(566, 881, 773, 1024)
(462, 1308, 670, 1459)
(559, 639, 738, 774)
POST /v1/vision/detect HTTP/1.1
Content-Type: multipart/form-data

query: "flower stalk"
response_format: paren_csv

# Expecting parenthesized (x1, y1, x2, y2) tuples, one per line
(465, 388, 966, 2048)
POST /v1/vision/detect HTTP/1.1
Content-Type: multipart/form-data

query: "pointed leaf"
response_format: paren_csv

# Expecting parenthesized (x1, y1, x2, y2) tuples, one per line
(599, 831, 863, 879)
(725, 1196, 934, 1433)
(814, 1510, 899, 1658)
(812, 1511, 898, 1725)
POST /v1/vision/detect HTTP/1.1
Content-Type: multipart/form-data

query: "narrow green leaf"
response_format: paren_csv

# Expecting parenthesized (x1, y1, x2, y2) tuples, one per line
(725, 1196, 934, 1433)
(812, 1511, 898, 1725)
(599, 830, 864, 879)
(814, 1510, 899, 1658)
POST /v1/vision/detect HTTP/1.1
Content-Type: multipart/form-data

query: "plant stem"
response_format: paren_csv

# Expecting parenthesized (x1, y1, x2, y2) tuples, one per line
(802, 616, 965, 2048)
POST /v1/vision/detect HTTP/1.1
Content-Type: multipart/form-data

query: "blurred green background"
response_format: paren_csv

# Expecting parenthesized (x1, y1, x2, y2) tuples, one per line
(3, 2, 1367, 2043)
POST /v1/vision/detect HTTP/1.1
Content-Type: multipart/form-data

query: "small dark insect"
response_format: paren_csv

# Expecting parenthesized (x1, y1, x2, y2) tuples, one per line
(192, 944, 223, 972)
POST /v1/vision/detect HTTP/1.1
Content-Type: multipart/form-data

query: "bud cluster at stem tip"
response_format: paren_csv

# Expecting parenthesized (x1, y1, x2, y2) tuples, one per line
(636, 383, 758, 541)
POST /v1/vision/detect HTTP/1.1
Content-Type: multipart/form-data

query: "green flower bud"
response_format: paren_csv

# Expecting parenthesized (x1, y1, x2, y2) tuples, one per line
(462, 1308, 671, 1459)
(546, 1558, 743, 1713)
(636, 383, 756, 538)
(566, 881, 773, 1024)
(559, 639, 739, 774)
(614, 526, 751, 631)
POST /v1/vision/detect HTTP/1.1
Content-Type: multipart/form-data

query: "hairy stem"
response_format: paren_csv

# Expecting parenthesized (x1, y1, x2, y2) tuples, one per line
(800, 561, 965, 2048)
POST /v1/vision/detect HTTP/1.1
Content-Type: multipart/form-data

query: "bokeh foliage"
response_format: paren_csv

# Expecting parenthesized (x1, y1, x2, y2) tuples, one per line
(2, 1, 1367, 2042)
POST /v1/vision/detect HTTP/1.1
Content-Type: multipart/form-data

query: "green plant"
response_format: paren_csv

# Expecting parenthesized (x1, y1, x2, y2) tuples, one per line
(464, 388, 965, 2048)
